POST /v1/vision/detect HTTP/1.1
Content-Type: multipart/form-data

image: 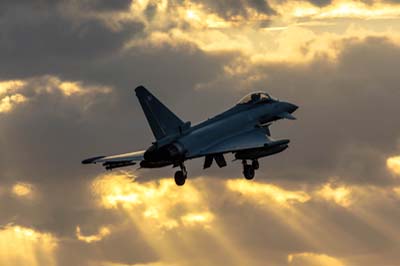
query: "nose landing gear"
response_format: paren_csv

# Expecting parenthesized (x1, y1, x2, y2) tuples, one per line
(174, 163, 187, 186)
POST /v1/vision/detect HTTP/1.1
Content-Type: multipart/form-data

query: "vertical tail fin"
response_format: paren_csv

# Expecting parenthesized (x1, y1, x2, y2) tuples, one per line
(135, 86, 185, 140)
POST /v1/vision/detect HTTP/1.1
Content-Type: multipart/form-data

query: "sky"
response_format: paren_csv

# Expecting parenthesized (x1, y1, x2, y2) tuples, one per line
(1, 0, 400, 265)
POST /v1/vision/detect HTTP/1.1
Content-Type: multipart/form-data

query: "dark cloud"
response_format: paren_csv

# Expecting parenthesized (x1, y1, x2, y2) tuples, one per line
(0, 4, 143, 80)
(306, 0, 332, 7)
(79, 0, 133, 12)
(0, 0, 132, 14)
(188, 0, 276, 19)
(302, 0, 400, 7)
(1, 17, 141, 60)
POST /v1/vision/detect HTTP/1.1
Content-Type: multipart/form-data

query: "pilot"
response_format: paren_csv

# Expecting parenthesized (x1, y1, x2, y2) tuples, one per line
(251, 93, 260, 103)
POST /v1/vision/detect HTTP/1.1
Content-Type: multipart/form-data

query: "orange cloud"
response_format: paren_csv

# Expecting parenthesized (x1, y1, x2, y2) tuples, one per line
(91, 172, 213, 230)
(181, 212, 214, 227)
(0, 225, 57, 266)
(226, 179, 311, 206)
(0, 76, 111, 114)
(0, 94, 27, 113)
(288, 252, 344, 266)
(11, 182, 34, 199)
(76, 226, 111, 243)
(119, 0, 400, 67)
(316, 182, 352, 207)
(0, 80, 26, 95)
(386, 156, 400, 175)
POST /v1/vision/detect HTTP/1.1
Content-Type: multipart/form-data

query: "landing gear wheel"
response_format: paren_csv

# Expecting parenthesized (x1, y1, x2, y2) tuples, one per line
(243, 166, 255, 180)
(252, 159, 259, 170)
(243, 165, 255, 180)
(174, 163, 188, 186)
(174, 170, 186, 186)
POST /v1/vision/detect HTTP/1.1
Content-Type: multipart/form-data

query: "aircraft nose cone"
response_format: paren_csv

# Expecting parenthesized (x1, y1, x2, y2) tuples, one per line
(288, 103, 298, 113)
(283, 102, 298, 113)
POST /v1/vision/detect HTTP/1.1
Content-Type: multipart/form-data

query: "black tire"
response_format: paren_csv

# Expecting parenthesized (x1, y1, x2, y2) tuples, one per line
(174, 170, 186, 186)
(252, 160, 259, 170)
(243, 165, 255, 180)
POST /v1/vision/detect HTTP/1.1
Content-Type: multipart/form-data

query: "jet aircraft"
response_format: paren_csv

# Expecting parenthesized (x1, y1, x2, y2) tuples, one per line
(82, 86, 298, 186)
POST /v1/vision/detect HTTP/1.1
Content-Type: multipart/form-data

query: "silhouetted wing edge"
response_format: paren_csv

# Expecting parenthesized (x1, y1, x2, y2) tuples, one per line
(82, 150, 145, 164)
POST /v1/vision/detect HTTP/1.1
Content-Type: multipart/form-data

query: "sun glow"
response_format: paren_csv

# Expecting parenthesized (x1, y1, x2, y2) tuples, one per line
(181, 212, 214, 227)
(0, 80, 26, 95)
(287, 1, 400, 20)
(180, 5, 230, 29)
(92, 172, 210, 229)
(316, 2, 400, 19)
(186, 9, 199, 20)
(226, 179, 310, 206)
(91, 173, 254, 265)
(12, 182, 34, 198)
(78, 172, 400, 265)
(316, 182, 352, 207)
(59, 81, 83, 96)
(120, 0, 400, 68)
(0, 225, 57, 266)
(288, 252, 344, 266)
(76, 226, 111, 243)
(0, 94, 27, 113)
(386, 156, 400, 175)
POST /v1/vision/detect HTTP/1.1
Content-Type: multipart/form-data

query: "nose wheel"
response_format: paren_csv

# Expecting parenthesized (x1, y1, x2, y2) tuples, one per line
(174, 163, 187, 186)
(242, 160, 256, 180)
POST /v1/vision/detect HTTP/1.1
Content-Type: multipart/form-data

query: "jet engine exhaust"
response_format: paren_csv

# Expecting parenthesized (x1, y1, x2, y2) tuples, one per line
(144, 142, 186, 161)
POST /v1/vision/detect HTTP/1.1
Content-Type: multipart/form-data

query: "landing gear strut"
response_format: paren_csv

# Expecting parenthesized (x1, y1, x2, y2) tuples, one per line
(174, 163, 187, 186)
(252, 159, 259, 170)
(242, 160, 255, 180)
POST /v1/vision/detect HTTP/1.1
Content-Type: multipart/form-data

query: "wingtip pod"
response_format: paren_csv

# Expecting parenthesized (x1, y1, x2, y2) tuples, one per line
(103, 161, 136, 170)
(135, 85, 147, 94)
(81, 156, 105, 164)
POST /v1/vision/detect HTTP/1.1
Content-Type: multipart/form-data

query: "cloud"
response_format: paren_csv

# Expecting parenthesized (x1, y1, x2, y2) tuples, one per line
(226, 179, 311, 206)
(1, 171, 400, 266)
(288, 252, 344, 266)
(79, 0, 133, 12)
(0, 0, 133, 14)
(307, 0, 333, 7)
(0, 225, 57, 266)
(76, 225, 111, 243)
(0, 94, 27, 113)
(0, 2, 143, 80)
(91, 172, 213, 230)
(315, 181, 352, 207)
(386, 156, 400, 176)
(186, 0, 276, 19)
(11, 182, 34, 198)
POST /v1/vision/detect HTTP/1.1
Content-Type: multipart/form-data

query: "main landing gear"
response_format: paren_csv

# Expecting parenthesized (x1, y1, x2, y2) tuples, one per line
(174, 163, 187, 186)
(242, 159, 259, 180)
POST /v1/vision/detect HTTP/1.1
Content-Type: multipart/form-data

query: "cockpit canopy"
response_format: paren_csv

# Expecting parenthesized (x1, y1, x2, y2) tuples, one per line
(237, 92, 276, 105)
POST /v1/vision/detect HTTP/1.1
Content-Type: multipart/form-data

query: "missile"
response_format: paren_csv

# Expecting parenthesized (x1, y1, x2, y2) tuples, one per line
(102, 161, 136, 170)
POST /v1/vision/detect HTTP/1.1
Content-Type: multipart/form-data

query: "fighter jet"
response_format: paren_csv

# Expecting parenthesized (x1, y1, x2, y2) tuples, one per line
(82, 86, 298, 186)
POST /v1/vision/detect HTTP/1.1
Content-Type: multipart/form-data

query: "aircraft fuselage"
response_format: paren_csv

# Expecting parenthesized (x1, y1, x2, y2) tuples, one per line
(143, 100, 297, 165)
